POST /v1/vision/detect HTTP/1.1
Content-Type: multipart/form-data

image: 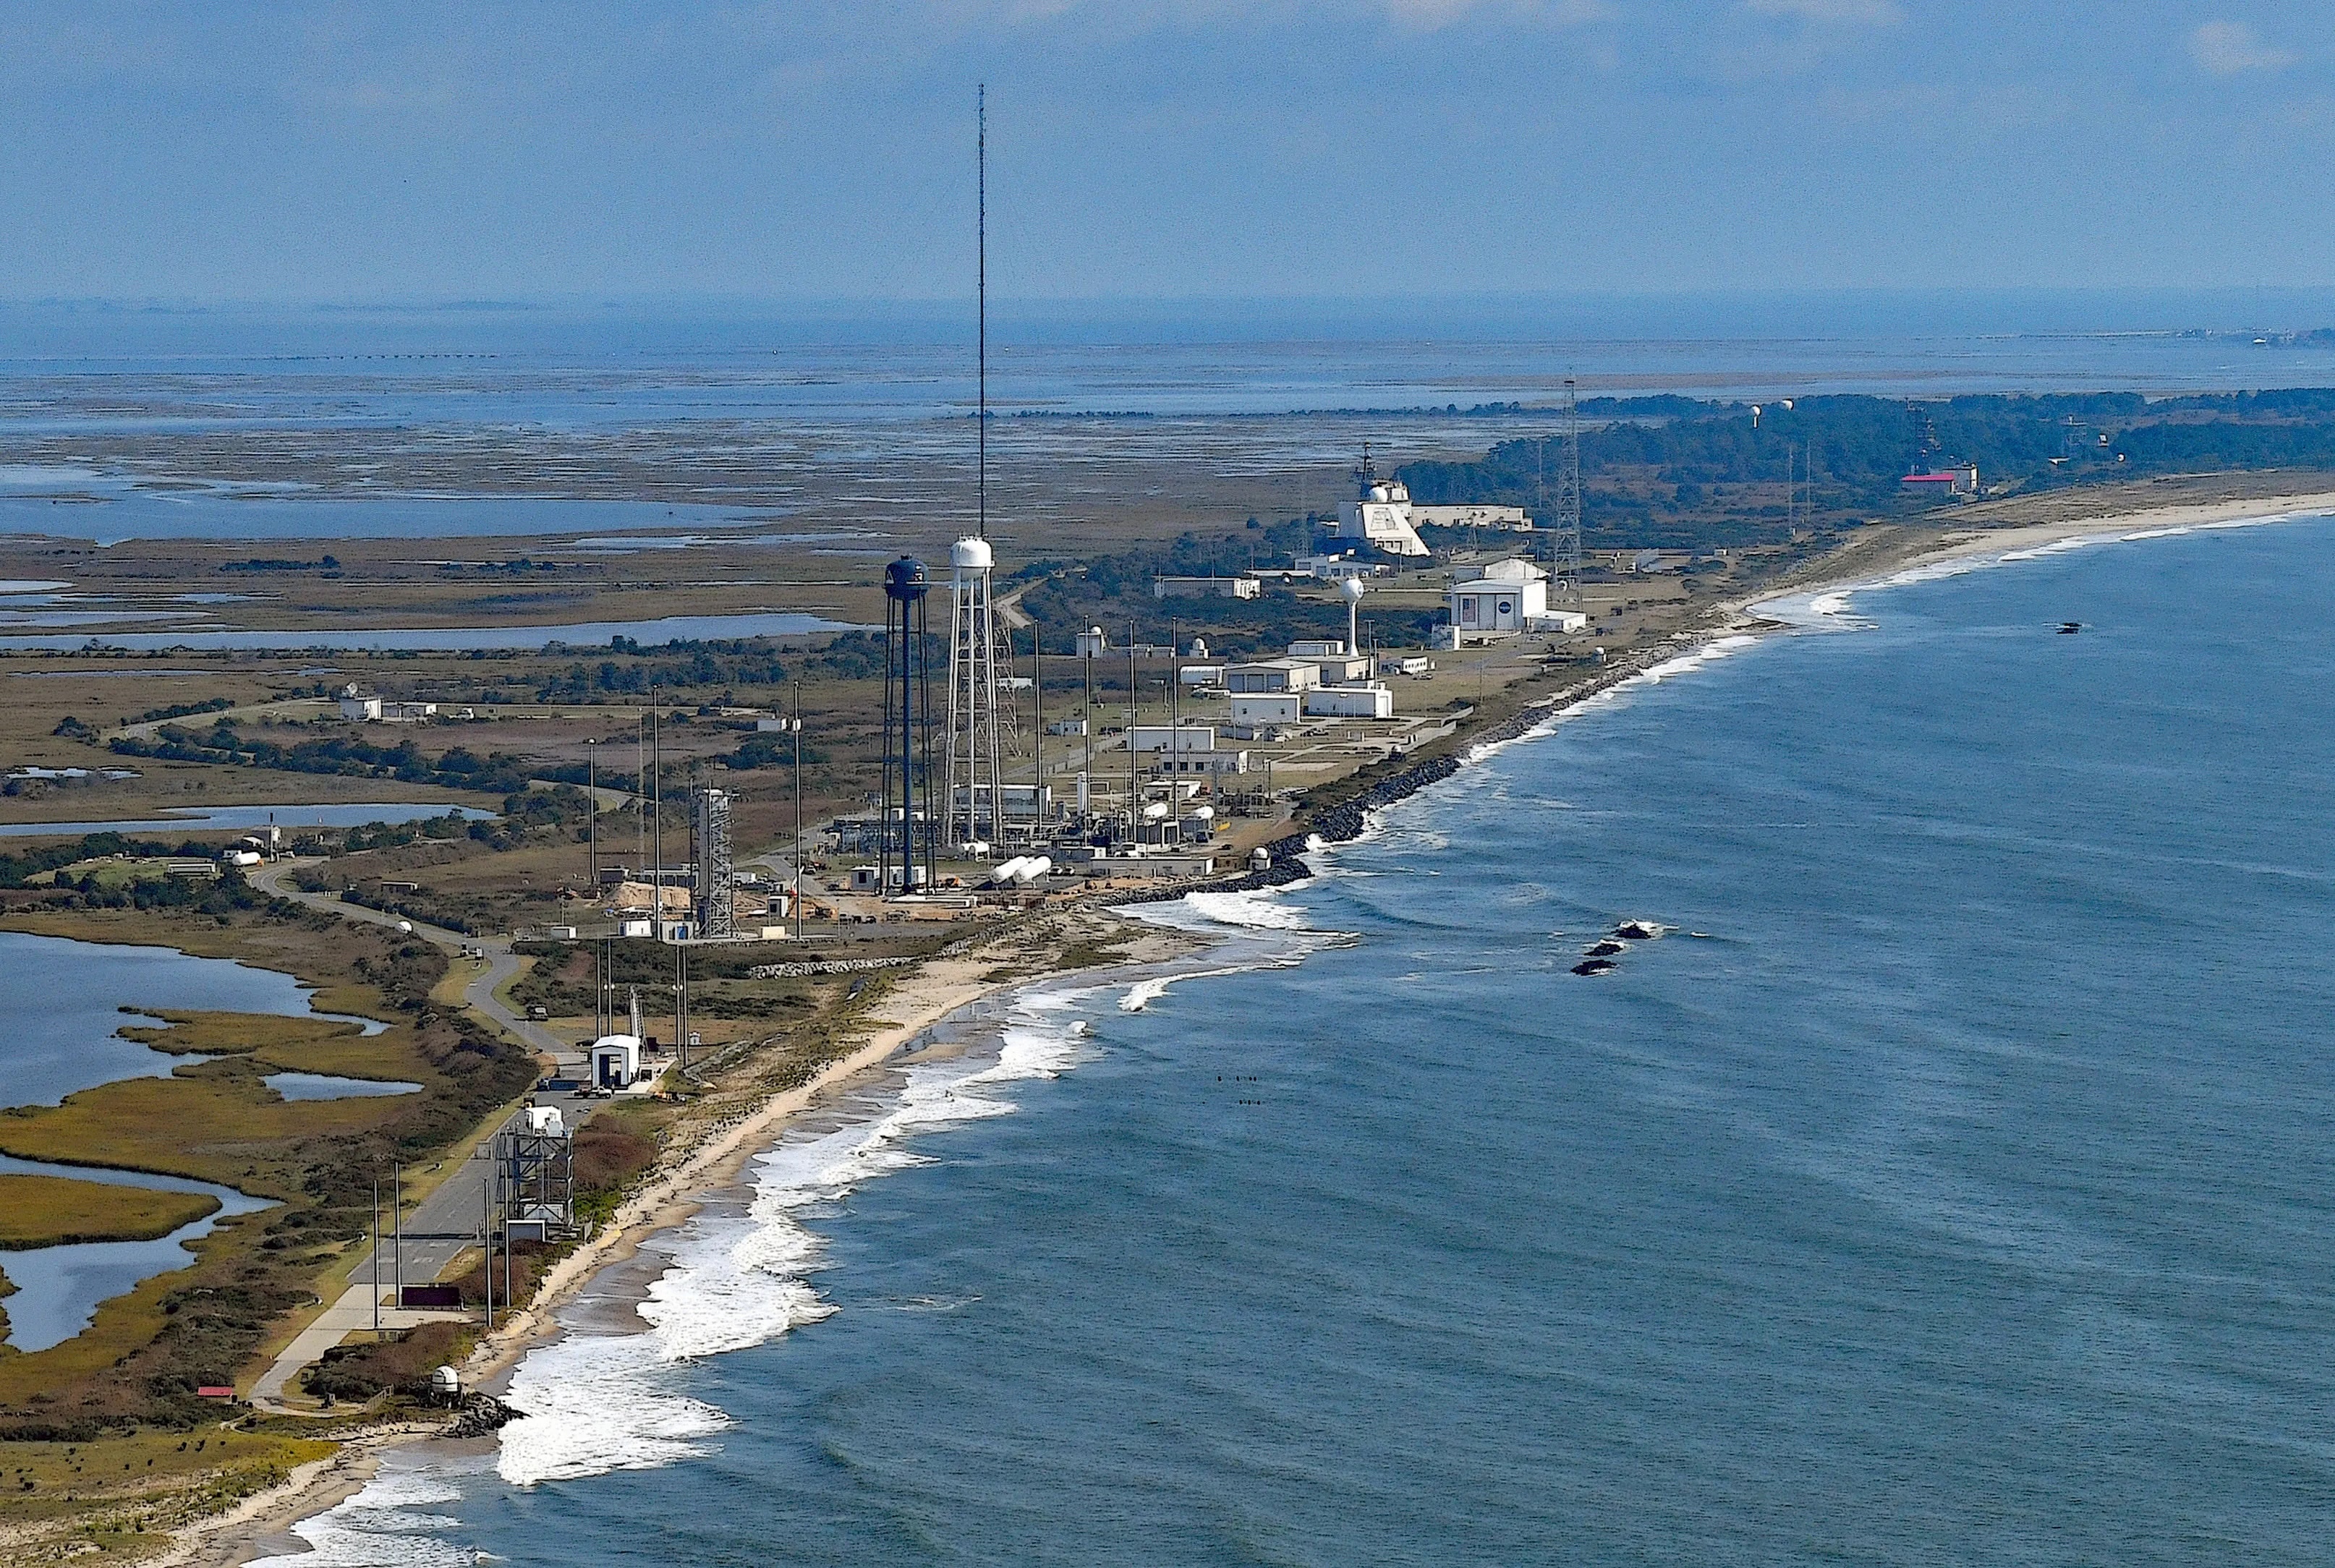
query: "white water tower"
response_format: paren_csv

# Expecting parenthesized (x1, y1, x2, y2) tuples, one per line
(1339, 576, 1366, 657)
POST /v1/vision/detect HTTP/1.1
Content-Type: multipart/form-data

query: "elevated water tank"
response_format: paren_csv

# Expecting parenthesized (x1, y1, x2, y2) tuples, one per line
(950, 537, 994, 572)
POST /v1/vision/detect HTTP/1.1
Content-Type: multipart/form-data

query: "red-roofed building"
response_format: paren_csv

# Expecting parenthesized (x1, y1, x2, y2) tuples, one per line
(1901, 464, 1979, 495)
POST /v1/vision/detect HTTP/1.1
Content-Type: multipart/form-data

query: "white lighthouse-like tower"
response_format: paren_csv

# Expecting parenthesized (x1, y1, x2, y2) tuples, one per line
(945, 535, 1005, 851)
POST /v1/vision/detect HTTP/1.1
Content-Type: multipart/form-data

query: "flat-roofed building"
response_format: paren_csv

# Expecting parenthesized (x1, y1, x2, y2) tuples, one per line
(1228, 692, 1302, 729)
(1227, 658, 1321, 694)
(1413, 503, 1533, 532)
(1152, 574, 1261, 600)
(1303, 683, 1395, 720)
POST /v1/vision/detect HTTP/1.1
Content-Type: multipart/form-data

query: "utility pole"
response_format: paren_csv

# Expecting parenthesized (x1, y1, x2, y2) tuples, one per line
(1126, 622, 1138, 830)
(584, 738, 596, 892)
(1030, 623, 1044, 835)
(791, 679, 804, 942)
(650, 712, 663, 939)
(392, 1160, 403, 1307)
(482, 1178, 493, 1330)
(370, 1174, 380, 1335)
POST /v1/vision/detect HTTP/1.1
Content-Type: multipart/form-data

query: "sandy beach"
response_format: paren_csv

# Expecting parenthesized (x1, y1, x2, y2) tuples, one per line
(162, 484, 2335, 1566)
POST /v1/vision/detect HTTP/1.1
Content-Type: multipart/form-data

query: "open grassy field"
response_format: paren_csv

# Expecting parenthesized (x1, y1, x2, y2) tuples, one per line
(0, 1423, 339, 1564)
(0, 1177, 215, 1252)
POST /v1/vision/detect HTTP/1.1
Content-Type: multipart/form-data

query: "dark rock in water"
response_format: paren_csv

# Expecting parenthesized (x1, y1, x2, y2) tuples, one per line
(1612, 920, 1666, 941)
(1571, 958, 1617, 976)
(447, 1394, 519, 1439)
(1583, 939, 1627, 958)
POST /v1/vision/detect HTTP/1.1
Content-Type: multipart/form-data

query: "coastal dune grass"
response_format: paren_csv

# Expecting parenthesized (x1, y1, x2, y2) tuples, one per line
(0, 1425, 337, 1562)
(117, 1009, 409, 1084)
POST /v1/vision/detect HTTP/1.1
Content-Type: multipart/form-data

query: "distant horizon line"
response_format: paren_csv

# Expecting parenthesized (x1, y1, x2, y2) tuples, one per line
(5, 284, 2335, 315)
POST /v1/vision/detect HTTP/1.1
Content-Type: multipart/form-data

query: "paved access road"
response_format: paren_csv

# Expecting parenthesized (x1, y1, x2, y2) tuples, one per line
(250, 858, 574, 1062)
(246, 858, 598, 1410)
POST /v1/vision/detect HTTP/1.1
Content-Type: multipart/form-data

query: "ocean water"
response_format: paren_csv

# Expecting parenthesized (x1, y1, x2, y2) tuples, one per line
(269, 515, 2335, 1566)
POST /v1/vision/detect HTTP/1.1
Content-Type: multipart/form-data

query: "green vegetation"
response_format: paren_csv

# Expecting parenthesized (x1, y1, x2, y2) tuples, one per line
(124, 697, 235, 728)
(111, 722, 540, 794)
(0, 1176, 216, 1250)
(0, 908, 535, 1438)
(0, 1425, 337, 1562)
(1008, 518, 1438, 660)
(0, 835, 192, 891)
(1400, 388, 2335, 549)
(304, 1319, 471, 1404)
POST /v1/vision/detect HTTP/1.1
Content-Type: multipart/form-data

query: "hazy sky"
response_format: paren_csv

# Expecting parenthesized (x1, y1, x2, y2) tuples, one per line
(0, 1, 2326, 304)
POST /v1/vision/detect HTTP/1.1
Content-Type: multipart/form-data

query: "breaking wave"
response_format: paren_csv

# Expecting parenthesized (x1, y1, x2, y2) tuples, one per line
(490, 987, 1097, 1489)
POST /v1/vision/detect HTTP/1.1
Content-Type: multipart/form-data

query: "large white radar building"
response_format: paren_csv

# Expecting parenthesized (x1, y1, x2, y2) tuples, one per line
(1335, 446, 1430, 557)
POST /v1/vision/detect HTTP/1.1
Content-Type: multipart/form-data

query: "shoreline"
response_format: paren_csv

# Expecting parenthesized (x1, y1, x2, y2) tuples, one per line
(172, 484, 2335, 1564)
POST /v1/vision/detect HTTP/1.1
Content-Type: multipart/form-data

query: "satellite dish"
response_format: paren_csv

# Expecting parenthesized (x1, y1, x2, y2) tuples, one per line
(1780, 399, 1795, 410)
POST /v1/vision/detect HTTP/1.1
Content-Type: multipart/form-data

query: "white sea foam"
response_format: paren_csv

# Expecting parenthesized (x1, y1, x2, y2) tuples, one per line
(492, 985, 1098, 1489)
(1753, 506, 2331, 631)
(1120, 976, 1174, 1011)
(1175, 889, 1312, 931)
(1999, 532, 2115, 561)
(246, 1458, 482, 1568)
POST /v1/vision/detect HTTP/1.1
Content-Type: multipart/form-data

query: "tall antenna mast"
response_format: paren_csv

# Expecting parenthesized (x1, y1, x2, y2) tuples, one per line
(1552, 377, 1583, 610)
(977, 82, 987, 542)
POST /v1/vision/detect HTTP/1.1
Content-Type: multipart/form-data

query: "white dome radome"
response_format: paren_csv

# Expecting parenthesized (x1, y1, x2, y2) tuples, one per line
(950, 537, 994, 571)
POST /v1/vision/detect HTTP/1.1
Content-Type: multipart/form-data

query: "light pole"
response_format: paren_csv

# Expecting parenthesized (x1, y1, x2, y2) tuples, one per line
(370, 1173, 380, 1335)
(584, 738, 597, 892)
(790, 681, 804, 941)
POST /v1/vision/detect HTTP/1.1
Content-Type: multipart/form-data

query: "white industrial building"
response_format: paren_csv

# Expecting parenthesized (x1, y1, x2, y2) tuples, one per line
(1445, 558, 1584, 644)
(1412, 503, 1533, 532)
(1152, 574, 1261, 600)
(590, 1033, 645, 1091)
(1227, 658, 1321, 694)
(1303, 683, 1395, 720)
(1129, 725, 1249, 776)
(1336, 459, 1431, 557)
(1128, 724, 1218, 754)
(1296, 554, 1387, 581)
(336, 691, 435, 723)
(1229, 691, 1303, 729)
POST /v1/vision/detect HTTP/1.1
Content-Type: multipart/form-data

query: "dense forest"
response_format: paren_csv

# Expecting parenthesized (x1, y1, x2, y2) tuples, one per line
(1398, 388, 2335, 550)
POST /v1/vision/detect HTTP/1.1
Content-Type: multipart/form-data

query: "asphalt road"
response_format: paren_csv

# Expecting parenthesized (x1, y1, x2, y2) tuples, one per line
(246, 858, 600, 1407)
